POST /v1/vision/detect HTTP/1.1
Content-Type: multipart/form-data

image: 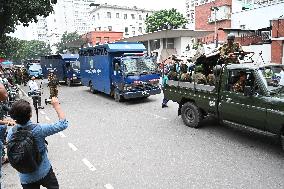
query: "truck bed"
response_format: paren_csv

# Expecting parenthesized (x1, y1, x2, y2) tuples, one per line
(164, 80, 218, 115)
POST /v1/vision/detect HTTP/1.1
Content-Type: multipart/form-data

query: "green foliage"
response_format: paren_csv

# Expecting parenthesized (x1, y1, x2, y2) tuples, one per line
(0, 37, 51, 63)
(0, 0, 57, 38)
(56, 32, 82, 54)
(145, 9, 188, 33)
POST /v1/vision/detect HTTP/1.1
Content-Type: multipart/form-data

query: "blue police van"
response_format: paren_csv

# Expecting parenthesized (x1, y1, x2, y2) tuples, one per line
(79, 42, 161, 102)
(40, 54, 81, 86)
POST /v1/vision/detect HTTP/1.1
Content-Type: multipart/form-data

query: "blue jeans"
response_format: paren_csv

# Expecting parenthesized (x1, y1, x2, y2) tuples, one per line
(0, 124, 7, 188)
(162, 98, 169, 105)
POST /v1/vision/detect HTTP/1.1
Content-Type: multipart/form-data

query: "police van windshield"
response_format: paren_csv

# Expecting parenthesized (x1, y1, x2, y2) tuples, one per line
(70, 61, 80, 70)
(122, 57, 157, 75)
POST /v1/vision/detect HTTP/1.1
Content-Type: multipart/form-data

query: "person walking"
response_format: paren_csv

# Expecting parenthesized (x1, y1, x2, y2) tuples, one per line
(7, 97, 68, 189)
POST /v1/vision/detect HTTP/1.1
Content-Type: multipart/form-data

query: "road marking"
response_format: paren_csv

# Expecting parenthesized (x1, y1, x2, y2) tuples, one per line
(58, 132, 66, 138)
(45, 116, 51, 121)
(18, 86, 29, 98)
(40, 111, 46, 115)
(68, 143, 78, 151)
(144, 113, 168, 120)
(105, 184, 114, 189)
(82, 158, 96, 171)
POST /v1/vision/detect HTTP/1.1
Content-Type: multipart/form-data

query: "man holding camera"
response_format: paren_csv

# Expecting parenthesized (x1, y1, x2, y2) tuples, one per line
(28, 77, 43, 109)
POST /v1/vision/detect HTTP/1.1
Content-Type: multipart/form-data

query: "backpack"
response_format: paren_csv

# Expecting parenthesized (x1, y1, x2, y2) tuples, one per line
(7, 124, 42, 173)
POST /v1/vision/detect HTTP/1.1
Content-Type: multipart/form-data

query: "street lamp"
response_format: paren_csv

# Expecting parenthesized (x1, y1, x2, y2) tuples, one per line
(210, 6, 219, 48)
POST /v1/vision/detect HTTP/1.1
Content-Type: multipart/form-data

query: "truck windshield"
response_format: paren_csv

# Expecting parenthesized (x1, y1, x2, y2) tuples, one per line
(29, 64, 41, 71)
(123, 57, 157, 75)
(258, 69, 283, 93)
(70, 61, 80, 70)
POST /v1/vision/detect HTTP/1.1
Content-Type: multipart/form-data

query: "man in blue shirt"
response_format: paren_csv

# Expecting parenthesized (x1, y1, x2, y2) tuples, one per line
(7, 97, 68, 189)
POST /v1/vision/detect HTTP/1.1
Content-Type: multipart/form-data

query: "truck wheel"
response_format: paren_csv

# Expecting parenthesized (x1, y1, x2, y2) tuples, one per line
(67, 79, 71, 87)
(89, 82, 95, 94)
(181, 102, 202, 128)
(280, 130, 284, 151)
(114, 91, 122, 102)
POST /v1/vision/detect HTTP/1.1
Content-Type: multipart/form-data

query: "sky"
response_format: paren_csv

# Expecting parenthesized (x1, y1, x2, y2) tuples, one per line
(96, 0, 186, 13)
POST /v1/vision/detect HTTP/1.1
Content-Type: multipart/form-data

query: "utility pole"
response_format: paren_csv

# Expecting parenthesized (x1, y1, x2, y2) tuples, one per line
(210, 6, 219, 48)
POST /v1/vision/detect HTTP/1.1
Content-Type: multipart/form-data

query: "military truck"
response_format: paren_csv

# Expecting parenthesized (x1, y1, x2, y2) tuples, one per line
(163, 63, 284, 150)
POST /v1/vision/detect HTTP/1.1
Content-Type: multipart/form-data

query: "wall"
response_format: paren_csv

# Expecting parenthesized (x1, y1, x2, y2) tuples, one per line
(195, 0, 232, 43)
(91, 6, 152, 38)
(242, 44, 271, 64)
(231, 2, 284, 29)
(84, 31, 123, 45)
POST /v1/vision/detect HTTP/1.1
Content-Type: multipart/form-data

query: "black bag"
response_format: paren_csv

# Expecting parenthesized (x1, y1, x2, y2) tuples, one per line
(7, 124, 42, 173)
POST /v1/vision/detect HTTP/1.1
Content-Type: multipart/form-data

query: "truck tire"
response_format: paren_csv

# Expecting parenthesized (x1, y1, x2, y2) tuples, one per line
(181, 102, 202, 128)
(67, 79, 71, 87)
(89, 82, 96, 94)
(114, 90, 122, 102)
(280, 130, 284, 151)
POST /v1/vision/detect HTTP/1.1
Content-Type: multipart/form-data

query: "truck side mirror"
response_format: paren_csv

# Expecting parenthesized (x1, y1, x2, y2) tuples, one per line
(244, 86, 253, 96)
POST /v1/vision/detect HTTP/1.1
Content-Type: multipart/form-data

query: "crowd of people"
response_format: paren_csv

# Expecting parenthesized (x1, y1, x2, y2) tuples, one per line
(0, 64, 63, 189)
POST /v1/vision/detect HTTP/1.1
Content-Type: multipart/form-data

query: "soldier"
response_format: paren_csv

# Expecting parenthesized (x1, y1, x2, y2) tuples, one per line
(219, 33, 243, 64)
(22, 68, 29, 86)
(207, 73, 216, 86)
(48, 70, 59, 99)
(193, 64, 207, 84)
(233, 71, 246, 93)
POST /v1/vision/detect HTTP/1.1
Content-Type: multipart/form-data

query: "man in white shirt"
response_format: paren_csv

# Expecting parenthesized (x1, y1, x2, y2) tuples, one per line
(28, 77, 43, 109)
(28, 77, 39, 92)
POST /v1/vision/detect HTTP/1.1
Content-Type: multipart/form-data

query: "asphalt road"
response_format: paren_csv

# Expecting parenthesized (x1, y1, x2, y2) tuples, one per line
(2, 81, 284, 189)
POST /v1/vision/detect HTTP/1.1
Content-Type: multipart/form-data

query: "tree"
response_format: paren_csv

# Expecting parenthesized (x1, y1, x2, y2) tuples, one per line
(0, 0, 57, 38)
(55, 32, 82, 54)
(0, 37, 51, 63)
(145, 9, 188, 33)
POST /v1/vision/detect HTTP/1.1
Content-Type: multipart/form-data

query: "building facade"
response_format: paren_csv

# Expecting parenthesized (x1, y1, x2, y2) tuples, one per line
(89, 4, 154, 38)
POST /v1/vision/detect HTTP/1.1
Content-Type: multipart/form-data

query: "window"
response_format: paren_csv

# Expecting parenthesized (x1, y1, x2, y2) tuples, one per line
(163, 38, 175, 49)
(97, 13, 100, 19)
(104, 37, 109, 42)
(108, 26, 112, 31)
(131, 14, 135, 19)
(96, 37, 101, 43)
(107, 12, 111, 18)
(97, 27, 101, 31)
(125, 27, 129, 33)
(116, 13, 119, 18)
(138, 27, 142, 33)
(139, 15, 142, 20)
(132, 31, 135, 35)
(124, 14, 127, 19)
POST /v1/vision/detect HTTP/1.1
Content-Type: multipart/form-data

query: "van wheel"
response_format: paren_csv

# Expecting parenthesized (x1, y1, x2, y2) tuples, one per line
(67, 79, 71, 87)
(181, 102, 202, 128)
(114, 91, 122, 102)
(280, 130, 284, 151)
(89, 82, 97, 94)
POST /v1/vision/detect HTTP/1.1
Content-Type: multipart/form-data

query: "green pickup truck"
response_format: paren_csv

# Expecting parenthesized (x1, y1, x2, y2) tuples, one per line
(163, 63, 284, 150)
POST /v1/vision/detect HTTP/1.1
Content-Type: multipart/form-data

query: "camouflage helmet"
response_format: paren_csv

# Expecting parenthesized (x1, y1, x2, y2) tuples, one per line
(227, 33, 235, 40)
(195, 64, 204, 72)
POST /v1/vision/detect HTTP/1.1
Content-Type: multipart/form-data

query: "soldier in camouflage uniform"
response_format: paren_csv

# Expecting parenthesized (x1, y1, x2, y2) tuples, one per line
(219, 33, 243, 64)
(48, 71, 59, 99)
(233, 71, 246, 93)
(193, 64, 207, 84)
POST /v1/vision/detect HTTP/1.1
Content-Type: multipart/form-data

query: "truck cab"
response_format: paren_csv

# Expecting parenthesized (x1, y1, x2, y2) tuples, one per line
(80, 42, 161, 101)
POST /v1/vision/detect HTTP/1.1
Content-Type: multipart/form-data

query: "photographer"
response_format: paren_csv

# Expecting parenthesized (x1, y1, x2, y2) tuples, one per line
(28, 76, 43, 109)
(0, 83, 8, 188)
(7, 97, 68, 189)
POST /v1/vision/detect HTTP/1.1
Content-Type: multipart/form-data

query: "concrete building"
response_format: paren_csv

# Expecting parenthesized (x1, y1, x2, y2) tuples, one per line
(89, 4, 154, 38)
(119, 29, 212, 62)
